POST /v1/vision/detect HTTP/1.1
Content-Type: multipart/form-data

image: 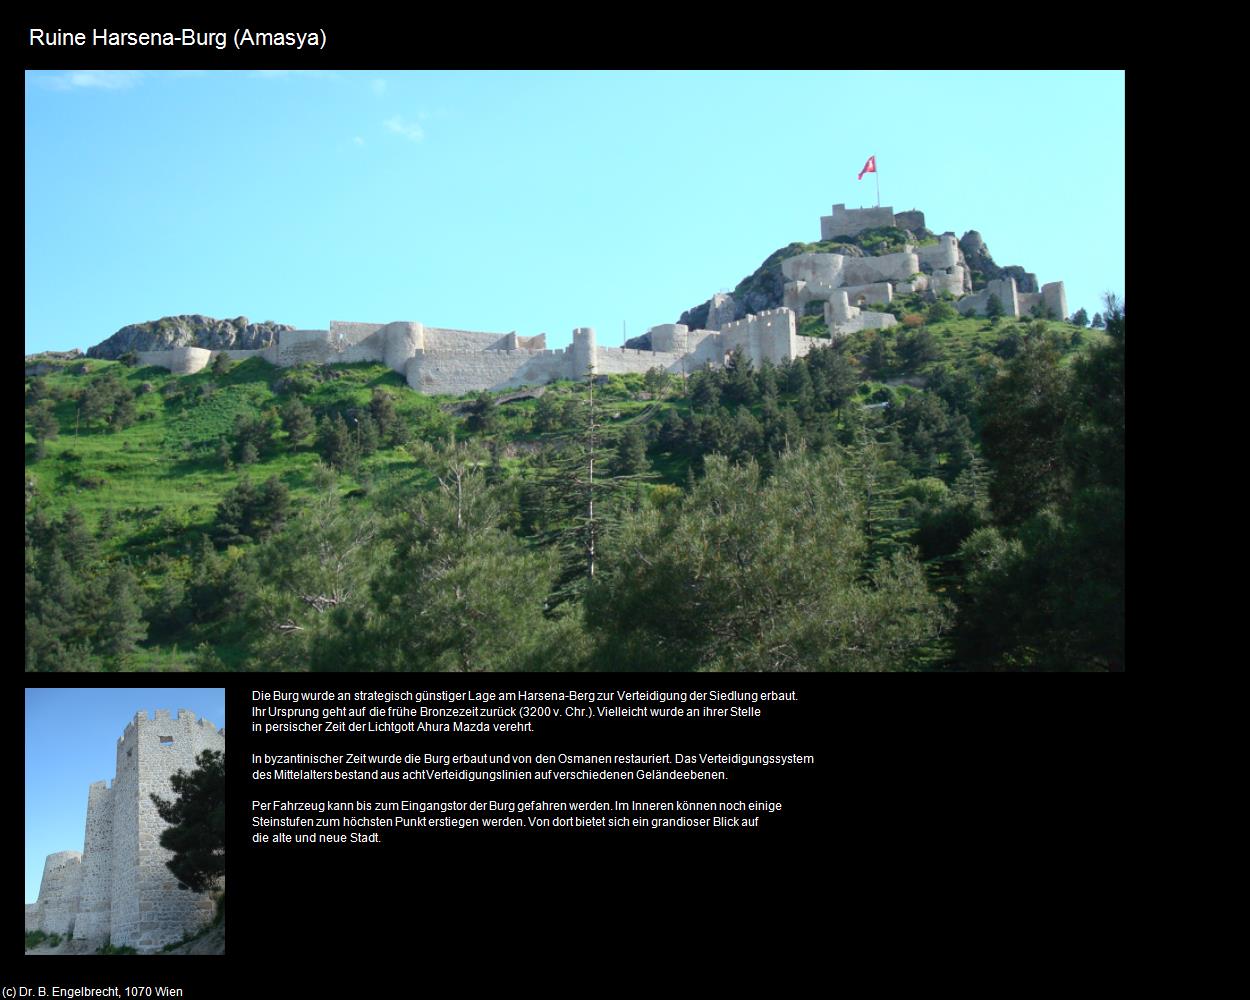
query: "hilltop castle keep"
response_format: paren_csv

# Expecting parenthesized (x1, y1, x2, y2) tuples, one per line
(133, 204, 1065, 395)
(25, 709, 225, 952)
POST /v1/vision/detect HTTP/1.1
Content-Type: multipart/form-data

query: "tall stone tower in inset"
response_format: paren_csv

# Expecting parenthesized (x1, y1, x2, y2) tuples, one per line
(27, 708, 225, 952)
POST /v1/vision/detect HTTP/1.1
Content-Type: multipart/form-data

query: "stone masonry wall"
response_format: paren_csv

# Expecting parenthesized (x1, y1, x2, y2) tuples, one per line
(30, 851, 82, 935)
(128, 710, 224, 951)
(135, 347, 214, 375)
(821, 204, 896, 239)
(406, 349, 561, 396)
(594, 347, 689, 376)
(121, 208, 1064, 397)
(72, 782, 113, 941)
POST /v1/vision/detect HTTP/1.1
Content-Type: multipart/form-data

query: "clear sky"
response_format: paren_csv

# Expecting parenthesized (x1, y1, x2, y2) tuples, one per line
(24, 688, 225, 904)
(24, 70, 1124, 356)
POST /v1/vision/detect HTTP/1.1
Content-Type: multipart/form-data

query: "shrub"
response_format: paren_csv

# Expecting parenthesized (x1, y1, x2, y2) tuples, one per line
(902, 313, 925, 328)
(96, 941, 138, 955)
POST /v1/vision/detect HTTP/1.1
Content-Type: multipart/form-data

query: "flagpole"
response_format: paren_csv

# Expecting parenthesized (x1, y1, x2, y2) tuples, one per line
(875, 161, 880, 208)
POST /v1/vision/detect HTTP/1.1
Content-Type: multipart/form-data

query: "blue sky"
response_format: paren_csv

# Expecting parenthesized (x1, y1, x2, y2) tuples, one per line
(24, 70, 1124, 355)
(24, 688, 225, 903)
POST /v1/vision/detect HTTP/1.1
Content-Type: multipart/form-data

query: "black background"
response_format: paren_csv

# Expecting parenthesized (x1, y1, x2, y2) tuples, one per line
(17, 673, 1121, 991)
(17, 17, 1126, 991)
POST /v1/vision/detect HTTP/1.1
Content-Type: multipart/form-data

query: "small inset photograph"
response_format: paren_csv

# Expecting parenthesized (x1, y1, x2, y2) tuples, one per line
(25, 688, 225, 955)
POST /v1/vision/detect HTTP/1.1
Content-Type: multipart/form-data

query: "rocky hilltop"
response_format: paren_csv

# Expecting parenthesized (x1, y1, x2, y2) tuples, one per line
(87, 315, 293, 360)
(628, 225, 1032, 351)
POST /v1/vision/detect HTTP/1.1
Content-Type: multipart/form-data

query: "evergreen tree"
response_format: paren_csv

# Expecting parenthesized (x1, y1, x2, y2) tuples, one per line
(29, 401, 59, 457)
(150, 750, 225, 892)
(979, 334, 1071, 525)
(280, 398, 315, 448)
(243, 486, 382, 669)
(533, 392, 562, 433)
(756, 359, 779, 400)
(213, 476, 290, 546)
(721, 348, 757, 406)
(586, 449, 948, 671)
(957, 296, 1124, 671)
(98, 563, 147, 663)
(643, 367, 671, 398)
(612, 425, 649, 477)
(362, 443, 574, 671)
(369, 389, 403, 445)
(110, 392, 137, 431)
(689, 369, 722, 411)
(317, 413, 358, 472)
(466, 391, 498, 434)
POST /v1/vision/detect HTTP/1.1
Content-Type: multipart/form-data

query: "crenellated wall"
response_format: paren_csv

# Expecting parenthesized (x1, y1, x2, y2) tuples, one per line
(125, 207, 1065, 395)
(821, 203, 896, 239)
(720, 309, 800, 365)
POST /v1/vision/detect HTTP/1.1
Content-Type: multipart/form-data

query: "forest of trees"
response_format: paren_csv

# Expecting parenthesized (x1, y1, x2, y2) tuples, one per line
(24, 296, 1124, 671)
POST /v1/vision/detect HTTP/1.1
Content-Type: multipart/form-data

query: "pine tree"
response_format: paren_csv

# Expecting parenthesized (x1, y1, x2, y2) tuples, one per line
(281, 398, 315, 448)
(98, 563, 148, 663)
(150, 750, 225, 892)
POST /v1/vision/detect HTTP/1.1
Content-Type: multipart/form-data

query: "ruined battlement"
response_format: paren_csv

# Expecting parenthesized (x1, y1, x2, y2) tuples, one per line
(131, 202, 1065, 395)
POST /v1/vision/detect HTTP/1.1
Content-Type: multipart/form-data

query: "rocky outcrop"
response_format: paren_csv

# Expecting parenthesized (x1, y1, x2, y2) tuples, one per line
(958, 231, 1035, 293)
(86, 315, 293, 360)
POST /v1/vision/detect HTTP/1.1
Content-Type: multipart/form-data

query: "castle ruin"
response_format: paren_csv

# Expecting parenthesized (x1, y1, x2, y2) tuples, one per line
(133, 203, 1065, 395)
(25, 709, 225, 952)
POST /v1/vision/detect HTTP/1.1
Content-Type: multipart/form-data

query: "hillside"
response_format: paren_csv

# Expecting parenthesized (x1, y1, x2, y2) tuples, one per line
(25, 285, 1123, 672)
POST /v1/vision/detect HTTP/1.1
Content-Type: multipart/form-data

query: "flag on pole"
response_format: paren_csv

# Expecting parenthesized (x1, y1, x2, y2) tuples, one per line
(857, 155, 877, 181)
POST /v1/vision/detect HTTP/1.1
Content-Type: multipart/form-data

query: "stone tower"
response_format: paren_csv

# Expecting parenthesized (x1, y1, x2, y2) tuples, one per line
(571, 327, 597, 377)
(27, 709, 225, 952)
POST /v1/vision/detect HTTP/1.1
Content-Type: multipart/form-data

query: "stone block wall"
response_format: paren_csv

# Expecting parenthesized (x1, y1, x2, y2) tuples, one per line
(423, 327, 512, 352)
(73, 781, 113, 941)
(841, 249, 920, 286)
(957, 277, 1021, 318)
(275, 329, 337, 366)
(30, 851, 83, 935)
(649, 324, 689, 354)
(706, 293, 737, 330)
(405, 349, 557, 396)
(821, 204, 896, 239)
(135, 347, 213, 375)
(782, 253, 847, 285)
(720, 309, 798, 365)
(117, 202, 1066, 397)
(595, 347, 689, 376)
(1042, 282, 1067, 322)
(916, 235, 960, 271)
(826, 292, 899, 337)
(841, 282, 894, 306)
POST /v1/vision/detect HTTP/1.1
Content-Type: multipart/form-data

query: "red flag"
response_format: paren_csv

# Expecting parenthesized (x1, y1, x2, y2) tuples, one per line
(858, 155, 876, 180)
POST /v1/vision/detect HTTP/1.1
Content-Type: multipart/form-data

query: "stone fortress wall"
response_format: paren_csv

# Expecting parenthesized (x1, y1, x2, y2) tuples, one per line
(25, 710, 225, 952)
(134, 204, 1065, 395)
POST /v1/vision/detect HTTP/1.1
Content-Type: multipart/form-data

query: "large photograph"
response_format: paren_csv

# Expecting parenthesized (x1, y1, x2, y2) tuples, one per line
(24, 70, 1125, 671)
